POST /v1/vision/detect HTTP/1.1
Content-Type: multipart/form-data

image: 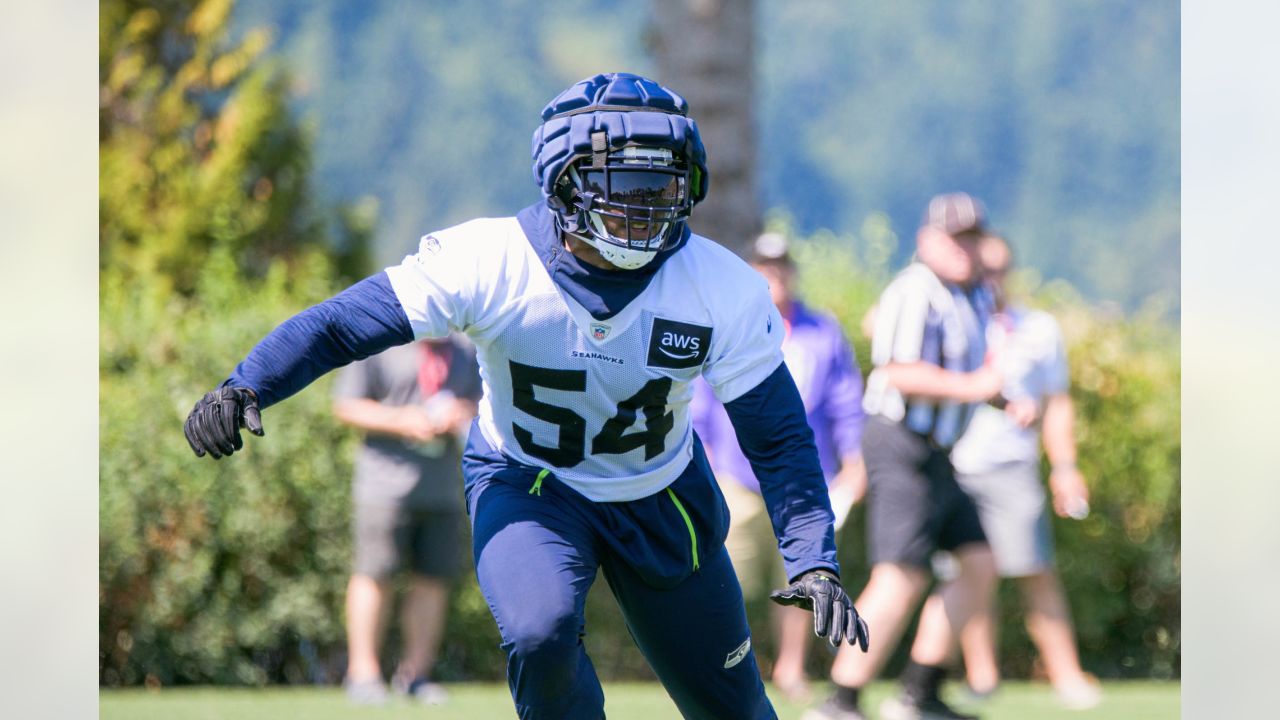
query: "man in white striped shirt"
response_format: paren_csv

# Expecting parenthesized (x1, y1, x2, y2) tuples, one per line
(809, 194, 1002, 720)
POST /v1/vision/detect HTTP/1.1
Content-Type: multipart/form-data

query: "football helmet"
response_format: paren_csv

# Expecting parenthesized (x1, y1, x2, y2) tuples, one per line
(532, 73, 709, 269)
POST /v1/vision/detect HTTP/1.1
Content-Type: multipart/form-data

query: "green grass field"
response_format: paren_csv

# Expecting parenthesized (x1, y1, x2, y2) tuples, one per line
(101, 681, 1179, 719)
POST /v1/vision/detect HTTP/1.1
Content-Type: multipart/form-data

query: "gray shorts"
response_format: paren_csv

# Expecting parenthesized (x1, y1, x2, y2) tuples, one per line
(353, 503, 466, 581)
(956, 462, 1055, 577)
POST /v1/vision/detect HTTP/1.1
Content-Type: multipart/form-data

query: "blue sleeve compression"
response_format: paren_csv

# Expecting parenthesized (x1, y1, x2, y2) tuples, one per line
(723, 363, 840, 582)
(227, 272, 415, 408)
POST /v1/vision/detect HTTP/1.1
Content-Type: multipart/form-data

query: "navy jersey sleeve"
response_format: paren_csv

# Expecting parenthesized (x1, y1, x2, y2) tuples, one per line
(227, 272, 414, 408)
(723, 362, 840, 581)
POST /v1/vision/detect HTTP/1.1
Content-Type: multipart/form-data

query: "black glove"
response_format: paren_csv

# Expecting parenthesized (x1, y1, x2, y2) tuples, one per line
(770, 569, 870, 651)
(183, 385, 264, 459)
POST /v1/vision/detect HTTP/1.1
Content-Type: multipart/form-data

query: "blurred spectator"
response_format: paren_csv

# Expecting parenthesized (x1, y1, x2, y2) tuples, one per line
(916, 235, 1101, 710)
(810, 193, 1001, 720)
(691, 232, 867, 702)
(332, 337, 481, 705)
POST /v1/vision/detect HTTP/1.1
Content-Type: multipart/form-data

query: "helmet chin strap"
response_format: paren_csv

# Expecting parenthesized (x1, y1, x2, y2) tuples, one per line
(563, 228, 659, 271)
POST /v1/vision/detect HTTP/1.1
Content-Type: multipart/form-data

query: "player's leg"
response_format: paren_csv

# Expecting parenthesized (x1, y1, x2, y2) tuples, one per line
(393, 509, 464, 703)
(345, 575, 393, 679)
(470, 477, 605, 720)
(772, 602, 815, 701)
(882, 564, 993, 720)
(814, 417, 940, 719)
(1018, 570, 1100, 708)
(397, 576, 447, 682)
(895, 543, 996, 692)
(601, 543, 778, 720)
(344, 502, 401, 703)
(829, 562, 931, 687)
(956, 588, 1000, 695)
(880, 453, 995, 720)
(952, 461, 1053, 695)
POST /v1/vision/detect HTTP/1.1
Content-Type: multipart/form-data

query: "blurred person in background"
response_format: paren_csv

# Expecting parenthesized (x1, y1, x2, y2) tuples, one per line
(809, 193, 1001, 720)
(691, 232, 868, 703)
(912, 235, 1100, 710)
(332, 336, 481, 705)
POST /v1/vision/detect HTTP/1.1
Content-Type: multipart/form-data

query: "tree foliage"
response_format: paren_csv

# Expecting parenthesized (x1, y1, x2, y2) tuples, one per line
(235, 0, 1178, 313)
(100, 0, 370, 685)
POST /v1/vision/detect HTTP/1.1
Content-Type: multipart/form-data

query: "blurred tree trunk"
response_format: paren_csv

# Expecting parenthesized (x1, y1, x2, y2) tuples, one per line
(648, 0, 759, 257)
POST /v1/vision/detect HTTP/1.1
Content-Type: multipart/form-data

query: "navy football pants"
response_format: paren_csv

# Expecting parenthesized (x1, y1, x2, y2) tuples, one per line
(466, 459, 777, 719)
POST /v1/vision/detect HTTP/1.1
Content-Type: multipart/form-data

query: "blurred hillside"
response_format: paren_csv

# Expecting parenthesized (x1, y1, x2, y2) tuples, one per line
(235, 0, 1179, 313)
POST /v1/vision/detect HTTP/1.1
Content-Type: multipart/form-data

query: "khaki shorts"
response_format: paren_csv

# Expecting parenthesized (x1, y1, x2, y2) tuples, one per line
(352, 503, 466, 581)
(956, 461, 1055, 577)
(716, 476, 786, 599)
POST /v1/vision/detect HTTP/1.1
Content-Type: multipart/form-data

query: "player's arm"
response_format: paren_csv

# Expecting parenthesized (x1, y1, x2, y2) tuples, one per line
(870, 273, 1002, 404)
(1042, 391, 1089, 518)
(883, 361, 1002, 403)
(724, 363, 835, 578)
(333, 398, 441, 443)
(723, 364, 869, 650)
(705, 272, 868, 649)
(184, 272, 415, 458)
(185, 227, 487, 459)
(1039, 318, 1087, 518)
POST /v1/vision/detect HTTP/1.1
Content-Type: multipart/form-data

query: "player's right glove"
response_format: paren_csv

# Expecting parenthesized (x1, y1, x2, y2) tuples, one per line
(183, 384, 264, 459)
(770, 569, 870, 651)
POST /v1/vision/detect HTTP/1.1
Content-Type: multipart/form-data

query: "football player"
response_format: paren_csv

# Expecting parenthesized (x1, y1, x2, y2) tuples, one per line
(184, 73, 868, 720)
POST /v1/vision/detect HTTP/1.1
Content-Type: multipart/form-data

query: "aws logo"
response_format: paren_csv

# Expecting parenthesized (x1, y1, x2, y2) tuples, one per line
(647, 318, 713, 369)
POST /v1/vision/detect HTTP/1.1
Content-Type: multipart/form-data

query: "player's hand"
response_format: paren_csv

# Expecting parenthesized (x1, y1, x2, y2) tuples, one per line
(184, 385, 264, 459)
(970, 365, 1005, 402)
(1004, 397, 1039, 428)
(396, 406, 440, 443)
(1049, 465, 1090, 519)
(828, 459, 867, 532)
(770, 570, 870, 651)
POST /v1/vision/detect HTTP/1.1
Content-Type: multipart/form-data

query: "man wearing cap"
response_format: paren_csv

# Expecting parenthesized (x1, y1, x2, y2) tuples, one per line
(914, 234, 1101, 710)
(808, 193, 1001, 720)
(691, 232, 867, 702)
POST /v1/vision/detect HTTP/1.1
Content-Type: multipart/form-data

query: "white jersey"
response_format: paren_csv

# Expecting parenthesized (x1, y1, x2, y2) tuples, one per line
(951, 307, 1069, 474)
(384, 217, 784, 502)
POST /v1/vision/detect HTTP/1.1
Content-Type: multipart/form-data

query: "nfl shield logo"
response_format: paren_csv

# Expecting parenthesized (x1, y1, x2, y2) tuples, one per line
(591, 324, 610, 340)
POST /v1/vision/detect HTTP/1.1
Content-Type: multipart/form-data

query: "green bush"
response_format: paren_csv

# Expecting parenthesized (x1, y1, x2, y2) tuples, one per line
(101, 251, 349, 686)
(1031, 294, 1180, 679)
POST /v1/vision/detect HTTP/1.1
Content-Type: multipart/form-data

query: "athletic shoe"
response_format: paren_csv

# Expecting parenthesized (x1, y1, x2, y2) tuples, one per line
(960, 682, 998, 704)
(800, 696, 867, 720)
(774, 676, 813, 705)
(1054, 676, 1102, 711)
(880, 694, 979, 720)
(393, 674, 450, 705)
(343, 677, 388, 706)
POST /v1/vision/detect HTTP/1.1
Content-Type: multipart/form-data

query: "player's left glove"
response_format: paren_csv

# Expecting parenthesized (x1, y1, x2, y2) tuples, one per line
(183, 384, 264, 459)
(770, 569, 870, 651)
